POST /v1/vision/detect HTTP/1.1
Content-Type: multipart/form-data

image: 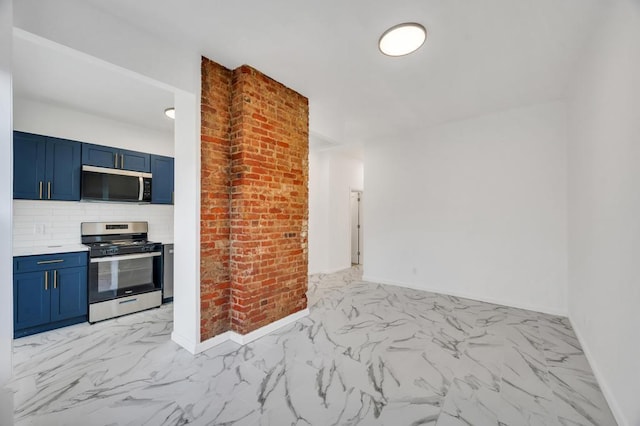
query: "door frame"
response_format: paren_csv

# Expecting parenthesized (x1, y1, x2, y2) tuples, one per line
(350, 189, 363, 265)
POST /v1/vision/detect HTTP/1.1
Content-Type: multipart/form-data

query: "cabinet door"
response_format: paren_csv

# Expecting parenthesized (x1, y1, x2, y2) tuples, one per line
(120, 149, 151, 172)
(13, 131, 47, 200)
(82, 143, 119, 169)
(50, 266, 88, 322)
(150, 154, 174, 204)
(45, 137, 82, 201)
(14, 271, 51, 330)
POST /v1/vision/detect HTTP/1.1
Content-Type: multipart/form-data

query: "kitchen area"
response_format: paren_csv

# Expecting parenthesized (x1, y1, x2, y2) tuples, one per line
(11, 30, 176, 339)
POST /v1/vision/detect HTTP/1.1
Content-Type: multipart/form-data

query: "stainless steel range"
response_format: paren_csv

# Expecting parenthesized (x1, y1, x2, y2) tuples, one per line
(82, 222, 162, 323)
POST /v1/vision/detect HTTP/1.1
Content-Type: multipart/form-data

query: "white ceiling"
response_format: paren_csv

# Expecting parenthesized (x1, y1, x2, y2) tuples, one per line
(12, 33, 175, 134)
(15, 0, 609, 146)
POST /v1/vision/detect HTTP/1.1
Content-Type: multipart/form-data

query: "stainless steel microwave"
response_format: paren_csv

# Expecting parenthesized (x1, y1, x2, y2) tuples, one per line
(81, 165, 152, 203)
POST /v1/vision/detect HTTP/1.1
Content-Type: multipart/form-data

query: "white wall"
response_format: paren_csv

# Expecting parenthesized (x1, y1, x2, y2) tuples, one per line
(12, 1, 203, 350)
(328, 153, 364, 271)
(308, 151, 329, 274)
(0, 0, 13, 394)
(169, 89, 201, 353)
(13, 201, 174, 250)
(308, 149, 363, 274)
(14, 98, 174, 156)
(567, 1, 640, 424)
(364, 101, 568, 315)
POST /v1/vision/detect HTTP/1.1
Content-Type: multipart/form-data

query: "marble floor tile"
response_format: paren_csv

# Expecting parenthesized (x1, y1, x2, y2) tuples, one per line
(5, 267, 617, 425)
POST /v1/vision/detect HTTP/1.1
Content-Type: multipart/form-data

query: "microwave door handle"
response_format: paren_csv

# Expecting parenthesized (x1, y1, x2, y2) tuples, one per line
(139, 176, 144, 201)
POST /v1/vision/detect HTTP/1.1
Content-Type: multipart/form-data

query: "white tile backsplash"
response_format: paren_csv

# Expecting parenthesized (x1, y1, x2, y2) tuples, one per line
(13, 200, 174, 252)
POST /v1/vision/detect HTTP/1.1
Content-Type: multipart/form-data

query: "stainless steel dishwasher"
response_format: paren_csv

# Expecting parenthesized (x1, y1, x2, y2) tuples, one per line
(163, 244, 174, 302)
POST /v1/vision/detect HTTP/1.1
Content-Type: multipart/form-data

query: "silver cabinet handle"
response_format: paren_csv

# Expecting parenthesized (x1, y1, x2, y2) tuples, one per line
(37, 259, 64, 265)
(121, 154, 124, 169)
(47, 181, 51, 199)
(44, 271, 48, 291)
(114, 153, 118, 168)
(53, 270, 58, 289)
(39, 181, 43, 199)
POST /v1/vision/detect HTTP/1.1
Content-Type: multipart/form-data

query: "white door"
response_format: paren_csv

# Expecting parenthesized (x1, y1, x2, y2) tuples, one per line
(350, 191, 362, 265)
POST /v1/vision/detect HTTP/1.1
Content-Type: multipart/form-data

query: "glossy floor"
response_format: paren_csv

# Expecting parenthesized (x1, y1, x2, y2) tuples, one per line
(9, 268, 616, 425)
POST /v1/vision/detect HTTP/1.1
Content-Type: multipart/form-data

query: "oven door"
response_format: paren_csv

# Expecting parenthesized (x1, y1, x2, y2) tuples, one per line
(88, 252, 161, 303)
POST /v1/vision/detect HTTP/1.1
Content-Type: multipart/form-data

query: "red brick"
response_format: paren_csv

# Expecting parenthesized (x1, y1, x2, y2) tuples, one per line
(201, 58, 308, 340)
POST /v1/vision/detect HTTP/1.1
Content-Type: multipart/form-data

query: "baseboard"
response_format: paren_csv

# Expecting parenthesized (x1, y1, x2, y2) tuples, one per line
(193, 331, 234, 354)
(310, 266, 353, 275)
(228, 308, 310, 345)
(170, 331, 200, 355)
(361, 275, 568, 317)
(191, 308, 310, 354)
(569, 318, 627, 426)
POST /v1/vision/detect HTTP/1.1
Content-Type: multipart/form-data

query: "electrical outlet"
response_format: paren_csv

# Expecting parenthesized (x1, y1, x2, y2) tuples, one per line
(34, 224, 46, 235)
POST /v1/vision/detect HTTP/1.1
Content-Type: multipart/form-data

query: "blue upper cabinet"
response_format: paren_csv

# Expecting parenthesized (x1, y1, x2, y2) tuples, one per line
(13, 131, 81, 201)
(46, 136, 82, 201)
(82, 143, 151, 172)
(81, 143, 118, 169)
(13, 132, 47, 200)
(120, 148, 151, 172)
(150, 154, 174, 204)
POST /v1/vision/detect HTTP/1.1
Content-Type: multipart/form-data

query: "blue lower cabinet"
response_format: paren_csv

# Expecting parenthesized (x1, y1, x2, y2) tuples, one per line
(13, 252, 88, 338)
(51, 266, 88, 322)
(13, 271, 51, 330)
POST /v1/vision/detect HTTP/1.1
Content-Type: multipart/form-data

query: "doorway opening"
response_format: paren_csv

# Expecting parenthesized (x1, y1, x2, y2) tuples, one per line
(350, 190, 363, 265)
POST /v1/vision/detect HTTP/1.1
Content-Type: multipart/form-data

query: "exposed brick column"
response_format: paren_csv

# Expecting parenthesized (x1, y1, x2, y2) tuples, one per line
(200, 58, 309, 339)
(200, 58, 233, 340)
(229, 66, 309, 335)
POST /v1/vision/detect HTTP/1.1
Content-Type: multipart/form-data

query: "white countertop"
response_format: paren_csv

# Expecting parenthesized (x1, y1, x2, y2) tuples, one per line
(13, 244, 89, 257)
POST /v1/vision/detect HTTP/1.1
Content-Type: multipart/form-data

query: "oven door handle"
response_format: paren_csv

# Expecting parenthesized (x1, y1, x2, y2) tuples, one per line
(90, 252, 161, 263)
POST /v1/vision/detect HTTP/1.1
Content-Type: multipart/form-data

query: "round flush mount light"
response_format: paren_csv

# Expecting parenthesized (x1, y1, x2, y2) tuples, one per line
(379, 22, 427, 57)
(164, 107, 175, 119)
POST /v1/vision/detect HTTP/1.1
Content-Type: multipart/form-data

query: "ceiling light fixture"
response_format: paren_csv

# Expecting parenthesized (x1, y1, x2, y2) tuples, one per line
(164, 107, 175, 119)
(379, 23, 427, 57)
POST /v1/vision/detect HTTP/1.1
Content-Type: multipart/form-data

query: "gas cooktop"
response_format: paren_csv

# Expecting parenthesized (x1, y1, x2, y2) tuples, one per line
(81, 221, 162, 257)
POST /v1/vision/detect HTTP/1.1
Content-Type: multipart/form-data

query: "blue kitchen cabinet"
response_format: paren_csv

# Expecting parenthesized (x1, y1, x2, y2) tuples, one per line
(13, 252, 88, 338)
(120, 148, 151, 172)
(46, 136, 82, 201)
(51, 266, 88, 322)
(150, 154, 174, 204)
(82, 143, 151, 172)
(13, 131, 46, 200)
(13, 131, 81, 201)
(13, 271, 51, 331)
(81, 143, 117, 169)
